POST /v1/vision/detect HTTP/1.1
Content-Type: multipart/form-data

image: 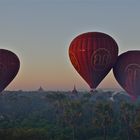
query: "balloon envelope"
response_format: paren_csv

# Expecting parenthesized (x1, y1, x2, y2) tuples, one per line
(0, 49, 20, 92)
(69, 32, 118, 90)
(113, 51, 140, 100)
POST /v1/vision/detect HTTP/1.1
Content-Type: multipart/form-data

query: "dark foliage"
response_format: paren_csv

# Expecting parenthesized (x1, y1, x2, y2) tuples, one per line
(0, 90, 140, 140)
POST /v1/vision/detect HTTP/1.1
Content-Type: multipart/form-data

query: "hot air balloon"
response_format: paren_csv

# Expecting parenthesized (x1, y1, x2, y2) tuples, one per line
(0, 49, 20, 93)
(113, 51, 140, 100)
(69, 32, 118, 91)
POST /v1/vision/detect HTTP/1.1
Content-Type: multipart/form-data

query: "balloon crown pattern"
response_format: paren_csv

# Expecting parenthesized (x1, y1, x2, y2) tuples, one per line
(69, 32, 118, 90)
(113, 51, 140, 100)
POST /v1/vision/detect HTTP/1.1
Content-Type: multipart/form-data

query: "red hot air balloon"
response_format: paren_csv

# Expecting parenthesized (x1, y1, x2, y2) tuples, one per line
(113, 51, 140, 100)
(0, 49, 20, 93)
(69, 32, 118, 90)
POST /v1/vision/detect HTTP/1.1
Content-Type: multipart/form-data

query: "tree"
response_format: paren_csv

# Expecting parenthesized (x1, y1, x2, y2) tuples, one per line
(132, 104, 140, 139)
(93, 101, 113, 140)
(63, 100, 82, 140)
(120, 101, 135, 140)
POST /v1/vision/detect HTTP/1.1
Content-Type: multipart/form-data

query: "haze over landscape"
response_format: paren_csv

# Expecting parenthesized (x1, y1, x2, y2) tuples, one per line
(1, 1, 140, 139)
(0, 0, 140, 91)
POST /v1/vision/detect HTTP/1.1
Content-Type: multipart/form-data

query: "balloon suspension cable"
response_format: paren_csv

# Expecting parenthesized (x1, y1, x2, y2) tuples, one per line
(90, 88, 95, 93)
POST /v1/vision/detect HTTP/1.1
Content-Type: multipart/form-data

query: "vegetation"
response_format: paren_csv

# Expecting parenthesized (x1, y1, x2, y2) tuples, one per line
(0, 90, 140, 140)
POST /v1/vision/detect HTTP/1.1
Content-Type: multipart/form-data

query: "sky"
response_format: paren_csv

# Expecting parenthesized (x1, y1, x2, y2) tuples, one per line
(0, 0, 140, 91)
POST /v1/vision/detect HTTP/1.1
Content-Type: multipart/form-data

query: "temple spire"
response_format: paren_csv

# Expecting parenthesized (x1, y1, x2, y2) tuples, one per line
(72, 85, 78, 94)
(38, 86, 44, 92)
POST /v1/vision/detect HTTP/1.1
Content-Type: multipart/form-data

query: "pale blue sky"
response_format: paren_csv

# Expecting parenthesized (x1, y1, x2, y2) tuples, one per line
(0, 0, 140, 90)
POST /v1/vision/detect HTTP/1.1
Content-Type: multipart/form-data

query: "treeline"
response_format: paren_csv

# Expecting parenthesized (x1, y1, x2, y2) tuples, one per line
(0, 91, 140, 140)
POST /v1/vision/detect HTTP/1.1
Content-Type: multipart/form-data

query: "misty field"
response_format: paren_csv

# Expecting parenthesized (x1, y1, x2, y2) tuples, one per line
(0, 90, 140, 140)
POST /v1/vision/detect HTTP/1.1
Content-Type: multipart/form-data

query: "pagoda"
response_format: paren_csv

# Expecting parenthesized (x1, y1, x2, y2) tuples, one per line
(72, 85, 78, 94)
